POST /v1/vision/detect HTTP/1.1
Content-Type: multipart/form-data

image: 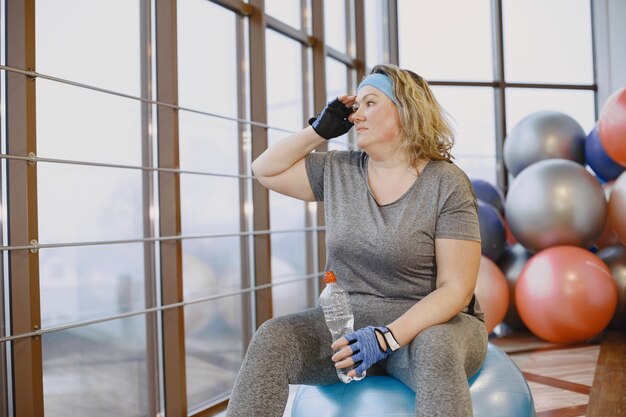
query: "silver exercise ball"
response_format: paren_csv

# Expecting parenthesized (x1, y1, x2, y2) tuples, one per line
(504, 111, 586, 177)
(505, 159, 607, 252)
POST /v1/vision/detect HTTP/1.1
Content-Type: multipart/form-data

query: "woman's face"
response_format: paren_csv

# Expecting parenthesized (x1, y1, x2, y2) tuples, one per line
(349, 86, 401, 150)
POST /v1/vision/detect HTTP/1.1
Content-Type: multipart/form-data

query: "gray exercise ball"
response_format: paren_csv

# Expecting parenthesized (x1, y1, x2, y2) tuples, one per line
(504, 111, 586, 177)
(497, 244, 533, 331)
(597, 246, 626, 330)
(505, 159, 607, 252)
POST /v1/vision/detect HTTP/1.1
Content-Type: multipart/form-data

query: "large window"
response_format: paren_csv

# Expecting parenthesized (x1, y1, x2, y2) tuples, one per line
(398, 0, 596, 189)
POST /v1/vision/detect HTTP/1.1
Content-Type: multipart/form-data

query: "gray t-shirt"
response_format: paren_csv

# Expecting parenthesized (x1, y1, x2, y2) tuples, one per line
(306, 149, 482, 316)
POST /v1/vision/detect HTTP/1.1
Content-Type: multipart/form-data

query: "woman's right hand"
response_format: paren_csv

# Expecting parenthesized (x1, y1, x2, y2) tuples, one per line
(308, 95, 355, 140)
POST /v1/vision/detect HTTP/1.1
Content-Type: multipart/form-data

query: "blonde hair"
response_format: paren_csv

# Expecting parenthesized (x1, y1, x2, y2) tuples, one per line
(368, 64, 455, 166)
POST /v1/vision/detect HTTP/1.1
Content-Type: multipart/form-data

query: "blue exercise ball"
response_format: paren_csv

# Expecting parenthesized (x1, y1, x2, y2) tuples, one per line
(472, 179, 505, 216)
(291, 343, 535, 417)
(505, 159, 607, 252)
(478, 200, 506, 261)
(585, 124, 625, 181)
(504, 111, 586, 177)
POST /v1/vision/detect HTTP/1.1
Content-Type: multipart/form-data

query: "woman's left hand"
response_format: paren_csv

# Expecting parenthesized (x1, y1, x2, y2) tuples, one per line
(331, 326, 392, 377)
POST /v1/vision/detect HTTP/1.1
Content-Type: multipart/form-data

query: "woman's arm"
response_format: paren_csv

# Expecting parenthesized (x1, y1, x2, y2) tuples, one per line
(384, 238, 481, 346)
(251, 95, 355, 201)
(251, 126, 325, 201)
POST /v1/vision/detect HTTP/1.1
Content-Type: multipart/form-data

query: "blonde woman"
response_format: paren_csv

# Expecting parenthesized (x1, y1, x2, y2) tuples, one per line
(226, 64, 488, 417)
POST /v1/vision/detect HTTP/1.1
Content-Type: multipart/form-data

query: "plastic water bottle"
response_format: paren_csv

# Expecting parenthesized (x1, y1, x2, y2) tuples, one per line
(318, 270, 365, 383)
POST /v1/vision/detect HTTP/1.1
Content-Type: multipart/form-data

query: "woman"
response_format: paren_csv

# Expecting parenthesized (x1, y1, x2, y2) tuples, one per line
(226, 64, 487, 417)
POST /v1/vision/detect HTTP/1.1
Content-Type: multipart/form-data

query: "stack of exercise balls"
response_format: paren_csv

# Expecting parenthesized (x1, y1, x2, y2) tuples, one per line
(472, 87, 626, 342)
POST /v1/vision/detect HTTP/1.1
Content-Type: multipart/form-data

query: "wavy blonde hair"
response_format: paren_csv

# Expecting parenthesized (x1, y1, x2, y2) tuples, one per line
(368, 64, 455, 166)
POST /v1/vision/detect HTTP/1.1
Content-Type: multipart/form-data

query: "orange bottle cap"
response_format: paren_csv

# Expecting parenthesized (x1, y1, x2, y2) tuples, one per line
(324, 271, 337, 284)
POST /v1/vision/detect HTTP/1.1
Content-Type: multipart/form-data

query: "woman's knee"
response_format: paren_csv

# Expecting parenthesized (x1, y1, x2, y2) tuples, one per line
(408, 316, 486, 376)
(249, 309, 329, 356)
(411, 325, 461, 364)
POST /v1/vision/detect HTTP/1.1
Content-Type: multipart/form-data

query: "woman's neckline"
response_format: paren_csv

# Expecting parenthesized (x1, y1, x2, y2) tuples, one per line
(364, 154, 431, 207)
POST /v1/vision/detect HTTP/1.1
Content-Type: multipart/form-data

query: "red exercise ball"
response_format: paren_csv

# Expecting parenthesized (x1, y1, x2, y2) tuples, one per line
(475, 256, 509, 333)
(516, 246, 618, 343)
(609, 172, 626, 244)
(599, 87, 626, 167)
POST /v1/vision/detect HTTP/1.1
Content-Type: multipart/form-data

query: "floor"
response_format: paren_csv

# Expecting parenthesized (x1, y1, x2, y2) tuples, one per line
(491, 330, 626, 417)
(214, 330, 626, 417)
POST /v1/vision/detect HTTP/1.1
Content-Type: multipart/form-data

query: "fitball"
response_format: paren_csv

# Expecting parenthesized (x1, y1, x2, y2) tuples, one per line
(585, 124, 625, 181)
(596, 181, 622, 249)
(504, 111, 586, 177)
(477, 201, 506, 261)
(599, 87, 626, 166)
(516, 246, 617, 344)
(475, 256, 509, 333)
(608, 171, 626, 244)
(471, 179, 505, 216)
(497, 244, 533, 331)
(597, 246, 626, 330)
(505, 159, 607, 252)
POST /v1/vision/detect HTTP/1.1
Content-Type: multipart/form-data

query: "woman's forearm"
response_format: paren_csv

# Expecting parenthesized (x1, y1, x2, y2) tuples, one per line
(387, 283, 475, 348)
(251, 126, 325, 178)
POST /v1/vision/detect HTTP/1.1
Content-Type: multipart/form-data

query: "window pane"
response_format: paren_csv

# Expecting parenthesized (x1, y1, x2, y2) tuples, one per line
(505, 88, 596, 135)
(266, 30, 304, 131)
(179, 112, 239, 176)
(273, 277, 316, 318)
(266, 31, 310, 316)
(180, 175, 240, 236)
(178, 0, 238, 117)
(185, 296, 244, 409)
(265, 0, 301, 29)
(183, 240, 243, 409)
(398, 0, 493, 81)
(270, 231, 310, 317)
(326, 58, 351, 151)
(365, 0, 388, 68)
(431, 86, 497, 182)
(503, 0, 593, 84)
(37, 80, 142, 166)
(40, 244, 145, 328)
(36, 0, 140, 96)
(42, 318, 148, 417)
(324, 0, 348, 54)
(268, 132, 308, 316)
(38, 164, 143, 243)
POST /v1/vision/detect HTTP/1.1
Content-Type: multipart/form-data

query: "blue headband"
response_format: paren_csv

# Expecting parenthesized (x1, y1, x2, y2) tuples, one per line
(356, 73, 399, 107)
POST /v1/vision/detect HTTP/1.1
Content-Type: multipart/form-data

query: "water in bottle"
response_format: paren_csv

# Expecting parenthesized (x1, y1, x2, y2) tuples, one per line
(318, 270, 365, 383)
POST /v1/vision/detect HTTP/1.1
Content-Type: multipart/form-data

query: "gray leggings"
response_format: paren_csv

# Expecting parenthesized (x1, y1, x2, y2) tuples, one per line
(226, 298, 488, 417)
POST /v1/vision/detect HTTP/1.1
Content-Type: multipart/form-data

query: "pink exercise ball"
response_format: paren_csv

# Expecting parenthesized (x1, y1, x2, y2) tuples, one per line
(475, 256, 509, 333)
(516, 246, 617, 343)
(599, 87, 626, 167)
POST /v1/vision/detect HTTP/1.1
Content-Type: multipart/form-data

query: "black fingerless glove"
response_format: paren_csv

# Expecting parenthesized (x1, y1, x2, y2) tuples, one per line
(308, 98, 354, 140)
